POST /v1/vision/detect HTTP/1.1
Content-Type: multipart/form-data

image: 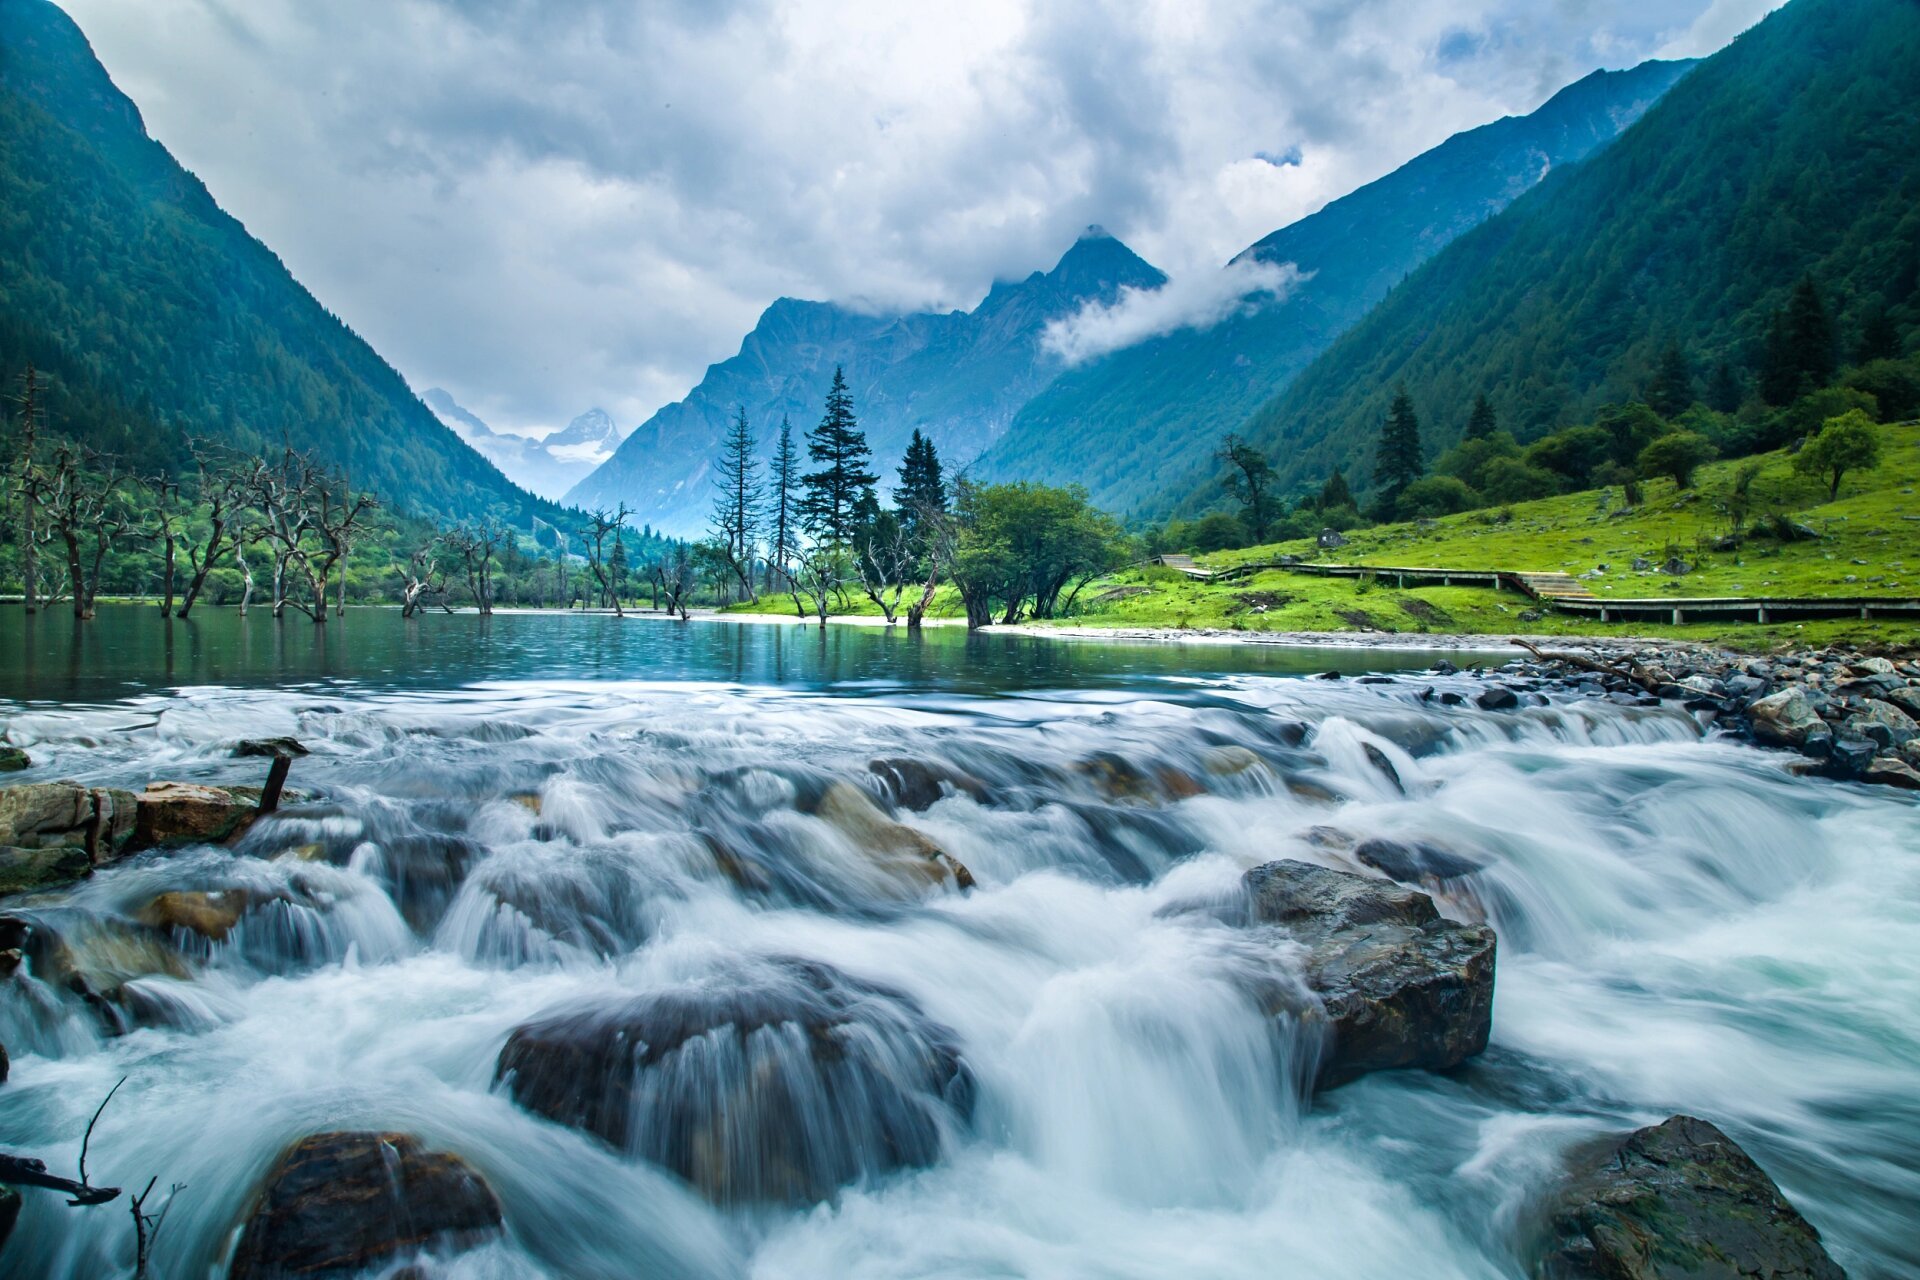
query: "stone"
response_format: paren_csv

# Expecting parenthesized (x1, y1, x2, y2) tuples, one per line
(0, 1186, 18, 1258)
(813, 782, 974, 891)
(1874, 685, 1920, 719)
(0, 782, 93, 848)
(1317, 528, 1349, 549)
(0, 747, 28, 772)
(1863, 757, 1920, 791)
(1826, 736, 1878, 779)
(1531, 1115, 1843, 1280)
(1201, 746, 1264, 777)
(1355, 837, 1484, 886)
(1849, 699, 1918, 747)
(497, 957, 975, 1205)
(229, 1132, 503, 1280)
(137, 889, 251, 942)
(233, 737, 309, 759)
(1476, 687, 1521, 711)
(1746, 688, 1824, 748)
(133, 782, 256, 849)
(1243, 860, 1495, 1088)
(0, 844, 93, 897)
(1850, 657, 1898, 676)
(867, 758, 989, 811)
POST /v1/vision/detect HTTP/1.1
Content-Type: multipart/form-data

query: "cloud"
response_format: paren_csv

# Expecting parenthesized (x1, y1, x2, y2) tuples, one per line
(1042, 258, 1308, 365)
(54, 0, 1766, 435)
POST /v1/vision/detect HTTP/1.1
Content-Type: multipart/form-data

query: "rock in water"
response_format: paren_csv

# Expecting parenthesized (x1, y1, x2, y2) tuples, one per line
(1243, 859, 1495, 1087)
(1746, 688, 1825, 748)
(496, 956, 974, 1205)
(0, 1185, 19, 1258)
(1532, 1115, 1844, 1280)
(134, 782, 256, 848)
(228, 1132, 503, 1280)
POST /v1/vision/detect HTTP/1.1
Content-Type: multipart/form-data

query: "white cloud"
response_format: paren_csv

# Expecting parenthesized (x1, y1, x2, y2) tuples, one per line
(54, 0, 1768, 435)
(1655, 0, 1788, 58)
(1042, 258, 1308, 365)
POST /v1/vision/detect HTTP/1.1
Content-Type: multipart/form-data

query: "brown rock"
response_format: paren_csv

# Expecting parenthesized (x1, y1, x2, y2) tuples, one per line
(134, 782, 255, 849)
(815, 782, 973, 892)
(1863, 757, 1920, 791)
(229, 1132, 503, 1280)
(138, 889, 251, 942)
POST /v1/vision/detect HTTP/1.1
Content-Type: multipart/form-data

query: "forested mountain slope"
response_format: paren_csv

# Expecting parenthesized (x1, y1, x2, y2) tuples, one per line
(1215, 0, 1919, 506)
(972, 57, 1695, 517)
(0, 0, 557, 526)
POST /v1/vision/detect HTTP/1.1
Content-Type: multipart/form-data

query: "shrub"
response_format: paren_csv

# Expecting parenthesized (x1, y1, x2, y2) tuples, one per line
(1395, 475, 1479, 519)
(1793, 409, 1881, 500)
(1637, 430, 1717, 489)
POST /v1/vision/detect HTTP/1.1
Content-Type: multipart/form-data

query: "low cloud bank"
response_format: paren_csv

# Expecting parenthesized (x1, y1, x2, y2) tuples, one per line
(1041, 258, 1307, 365)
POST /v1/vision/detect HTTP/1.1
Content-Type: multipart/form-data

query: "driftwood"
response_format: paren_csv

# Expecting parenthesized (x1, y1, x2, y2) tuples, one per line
(0, 1154, 121, 1205)
(1508, 636, 1661, 692)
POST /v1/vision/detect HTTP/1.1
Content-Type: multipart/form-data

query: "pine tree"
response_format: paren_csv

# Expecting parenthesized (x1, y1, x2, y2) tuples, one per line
(767, 416, 799, 586)
(798, 366, 877, 544)
(1318, 468, 1354, 511)
(1707, 361, 1744, 413)
(1373, 387, 1424, 510)
(711, 405, 762, 598)
(1646, 341, 1693, 418)
(1762, 276, 1836, 405)
(895, 428, 946, 549)
(1464, 393, 1497, 440)
(1857, 301, 1902, 364)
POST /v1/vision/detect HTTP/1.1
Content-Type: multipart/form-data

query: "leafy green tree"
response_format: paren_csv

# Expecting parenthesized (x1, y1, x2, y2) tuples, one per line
(1436, 430, 1520, 492)
(1186, 511, 1248, 552)
(1372, 387, 1424, 512)
(938, 480, 1127, 627)
(1794, 408, 1881, 500)
(1464, 393, 1497, 440)
(1594, 402, 1670, 467)
(1396, 475, 1478, 519)
(1217, 433, 1278, 543)
(798, 367, 877, 544)
(1645, 342, 1693, 418)
(1843, 358, 1920, 422)
(1526, 425, 1611, 488)
(1637, 430, 1717, 489)
(1480, 457, 1560, 504)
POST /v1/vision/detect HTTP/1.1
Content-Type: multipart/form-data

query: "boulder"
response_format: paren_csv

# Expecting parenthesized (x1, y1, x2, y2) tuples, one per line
(497, 957, 974, 1205)
(0, 747, 28, 772)
(136, 889, 251, 942)
(0, 912, 191, 1034)
(134, 782, 256, 849)
(1863, 757, 1920, 791)
(1747, 688, 1824, 748)
(1531, 1115, 1843, 1280)
(1355, 837, 1484, 886)
(1845, 699, 1918, 748)
(0, 783, 92, 849)
(867, 758, 989, 811)
(1243, 860, 1495, 1088)
(0, 845, 93, 897)
(1874, 685, 1920, 719)
(1202, 745, 1265, 777)
(813, 782, 974, 892)
(1476, 687, 1521, 711)
(229, 1131, 503, 1280)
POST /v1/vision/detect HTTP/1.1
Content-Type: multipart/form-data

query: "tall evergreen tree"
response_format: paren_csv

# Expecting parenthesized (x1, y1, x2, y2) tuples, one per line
(895, 428, 946, 548)
(1762, 276, 1835, 405)
(768, 416, 799, 582)
(1646, 341, 1693, 418)
(1318, 468, 1354, 512)
(1857, 301, 1902, 364)
(1464, 393, 1497, 440)
(1707, 361, 1745, 413)
(798, 366, 877, 544)
(1373, 387, 1424, 510)
(711, 405, 762, 599)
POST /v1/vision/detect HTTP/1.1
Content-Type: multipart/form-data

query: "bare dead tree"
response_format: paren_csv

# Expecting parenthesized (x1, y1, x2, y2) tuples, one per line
(175, 441, 250, 619)
(304, 466, 376, 620)
(5, 364, 48, 613)
(141, 473, 183, 615)
(648, 542, 694, 620)
(242, 449, 374, 621)
(393, 538, 450, 617)
(581, 505, 630, 616)
(787, 540, 849, 628)
(856, 516, 917, 625)
(232, 540, 256, 615)
(21, 443, 135, 619)
(443, 522, 501, 614)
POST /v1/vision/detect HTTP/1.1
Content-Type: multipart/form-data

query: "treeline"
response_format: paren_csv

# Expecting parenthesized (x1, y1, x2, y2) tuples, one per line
(1162, 276, 1912, 554)
(698, 366, 1128, 628)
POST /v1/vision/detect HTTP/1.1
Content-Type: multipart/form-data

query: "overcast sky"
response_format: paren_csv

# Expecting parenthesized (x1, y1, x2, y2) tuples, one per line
(59, 0, 1781, 437)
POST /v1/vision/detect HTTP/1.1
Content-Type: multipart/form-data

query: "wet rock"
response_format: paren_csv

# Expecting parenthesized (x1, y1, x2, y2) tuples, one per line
(0, 845, 93, 897)
(0, 1038, 9, 1082)
(1863, 757, 1920, 791)
(1747, 688, 1824, 748)
(233, 737, 309, 759)
(1874, 685, 1920, 719)
(0, 910, 191, 1035)
(1531, 1115, 1842, 1280)
(1354, 838, 1483, 886)
(814, 782, 974, 891)
(1846, 699, 1917, 748)
(134, 782, 257, 849)
(1826, 735, 1878, 779)
(0, 747, 28, 772)
(497, 957, 974, 1205)
(229, 1131, 503, 1280)
(1201, 746, 1264, 777)
(0, 782, 92, 848)
(1476, 687, 1521, 711)
(1243, 860, 1495, 1088)
(137, 889, 251, 942)
(1361, 745, 1405, 794)
(867, 758, 989, 811)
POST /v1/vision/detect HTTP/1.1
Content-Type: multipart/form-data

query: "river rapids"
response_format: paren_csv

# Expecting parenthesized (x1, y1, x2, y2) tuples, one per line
(0, 649, 1916, 1278)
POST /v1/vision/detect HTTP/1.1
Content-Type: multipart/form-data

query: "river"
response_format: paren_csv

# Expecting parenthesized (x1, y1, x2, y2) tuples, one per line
(0, 606, 1914, 1278)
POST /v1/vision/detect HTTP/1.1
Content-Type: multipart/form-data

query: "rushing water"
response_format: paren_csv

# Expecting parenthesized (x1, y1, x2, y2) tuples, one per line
(0, 606, 1916, 1279)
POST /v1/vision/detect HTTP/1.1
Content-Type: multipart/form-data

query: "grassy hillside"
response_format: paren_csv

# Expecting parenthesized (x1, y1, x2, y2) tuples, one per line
(0, 0, 561, 527)
(1210, 0, 1920, 506)
(1049, 421, 1920, 649)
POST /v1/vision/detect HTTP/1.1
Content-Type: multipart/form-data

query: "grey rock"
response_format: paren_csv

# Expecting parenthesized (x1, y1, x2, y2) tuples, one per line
(1863, 757, 1920, 791)
(0, 747, 28, 773)
(1827, 736, 1878, 778)
(1745, 689, 1823, 748)
(1477, 687, 1521, 711)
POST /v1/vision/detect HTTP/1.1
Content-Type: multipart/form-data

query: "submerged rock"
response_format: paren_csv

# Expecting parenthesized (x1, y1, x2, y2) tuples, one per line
(867, 757, 990, 811)
(496, 956, 974, 1206)
(1243, 859, 1495, 1088)
(229, 1131, 503, 1280)
(0, 746, 29, 772)
(812, 782, 974, 892)
(1531, 1115, 1843, 1280)
(136, 889, 251, 942)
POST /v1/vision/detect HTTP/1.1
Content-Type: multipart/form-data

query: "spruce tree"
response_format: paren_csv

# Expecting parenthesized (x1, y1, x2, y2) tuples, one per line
(1318, 468, 1354, 511)
(710, 405, 762, 598)
(1373, 387, 1424, 511)
(798, 366, 877, 544)
(895, 428, 946, 547)
(1857, 301, 1902, 364)
(1708, 361, 1745, 413)
(768, 416, 799, 580)
(1646, 342, 1693, 418)
(1464, 393, 1497, 440)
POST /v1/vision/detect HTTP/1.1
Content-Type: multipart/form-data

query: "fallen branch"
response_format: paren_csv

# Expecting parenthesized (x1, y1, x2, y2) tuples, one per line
(0, 1154, 121, 1205)
(1507, 636, 1660, 692)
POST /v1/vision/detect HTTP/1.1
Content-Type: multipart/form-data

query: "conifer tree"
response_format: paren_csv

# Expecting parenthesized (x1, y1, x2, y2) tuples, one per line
(1464, 393, 1497, 440)
(1646, 341, 1693, 418)
(894, 428, 946, 548)
(767, 416, 799, 584)
(798, 366, 877, 544)
(1318, 468, 1353, 511)
(1857, 301, 1902, 365)
(1707, 361, 1745, 413)
(1762, 276, 1834, 404)
(711, 405, 762, 599)
(1372, 387, 1424, 511)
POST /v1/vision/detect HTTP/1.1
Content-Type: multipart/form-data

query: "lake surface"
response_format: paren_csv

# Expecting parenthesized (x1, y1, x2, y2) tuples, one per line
(0, 605, 1915, 1279)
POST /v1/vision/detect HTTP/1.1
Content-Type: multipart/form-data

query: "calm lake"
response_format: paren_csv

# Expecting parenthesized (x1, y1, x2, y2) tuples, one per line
(0, 605, 1915, 1279)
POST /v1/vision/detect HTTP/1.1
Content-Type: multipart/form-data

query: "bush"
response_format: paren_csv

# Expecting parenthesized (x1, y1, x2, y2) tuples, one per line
(1395, 475, 1479, 519)
(1480, 457, 1560, 504)
(1186, 511, 1249, 553)
(1525, 425, 1612, 488)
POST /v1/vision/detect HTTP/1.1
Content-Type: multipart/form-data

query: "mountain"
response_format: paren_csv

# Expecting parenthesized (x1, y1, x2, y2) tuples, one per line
(0, 0, 556, 526)
(567, 228, 1166, 536)
(422, 390, 624, 502)
(971, 57, 1697, 518)
(1219, 0, 1918, 505)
